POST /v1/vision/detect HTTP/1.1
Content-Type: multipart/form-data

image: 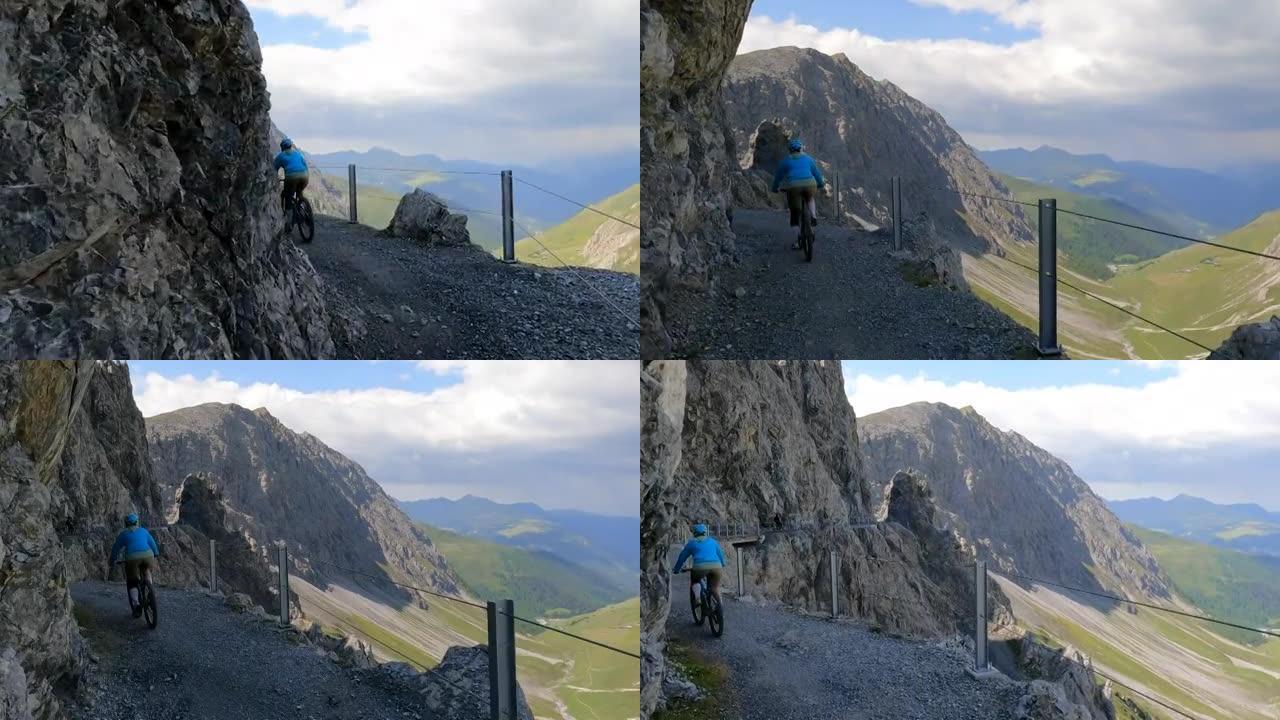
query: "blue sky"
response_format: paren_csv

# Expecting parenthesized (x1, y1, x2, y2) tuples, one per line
(842, 361, 1280, 510)
(244, 0, 638, 165)
(750, 0, 1037, 44)
(126, 361, 639, 516)
(739, 0, 1280, 168)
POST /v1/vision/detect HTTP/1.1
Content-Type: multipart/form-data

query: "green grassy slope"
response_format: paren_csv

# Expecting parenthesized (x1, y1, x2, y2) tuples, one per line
(1000, 174, 1188, 280)
(1130, 527, 1280, 644)
(512, 184, 639, 274)
(422, 523, 631, 619)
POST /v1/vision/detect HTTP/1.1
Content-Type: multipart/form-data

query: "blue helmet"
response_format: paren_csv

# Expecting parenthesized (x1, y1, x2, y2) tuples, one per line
(125, 513, 139, 527)
(280, 136, 294, 151)
(788, 138, 804, 152)
(692, 523, 708, 536)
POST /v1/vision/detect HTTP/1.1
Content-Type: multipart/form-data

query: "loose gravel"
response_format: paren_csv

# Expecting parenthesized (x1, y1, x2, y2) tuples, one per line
(667, 595, 1024, 720)
(70, 581, 429, 720)
(665, 209, 1039, 359)
(302, 215, 638, 359)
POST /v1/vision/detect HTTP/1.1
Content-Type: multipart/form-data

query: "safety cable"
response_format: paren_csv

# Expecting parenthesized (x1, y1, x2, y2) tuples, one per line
(920, 184, 1040, 210)
(988, 567, 1280, 640)
(995, 255, 1215, 354)
(313, 165, 501, 177)
(1056, 207, 1280, 262)
(308, 556, 640, 660)
(512, 177, 640, 230)
(511, 220, 638, 331)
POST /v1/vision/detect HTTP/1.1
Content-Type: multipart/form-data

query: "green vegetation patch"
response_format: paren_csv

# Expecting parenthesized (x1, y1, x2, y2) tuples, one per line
(653, 640, 730, 720)
(338, 612, 438, 670)
(511, 184, 639, 274)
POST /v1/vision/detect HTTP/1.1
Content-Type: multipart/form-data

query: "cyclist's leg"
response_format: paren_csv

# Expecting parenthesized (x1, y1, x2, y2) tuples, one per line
(785, 188, 803, 228)
(804, 188, 817, 226)
(280, 180, 290, 213)
(688, 569, 701, 607)
(708, 568, 723, 604)
(295, 175, 309, 202)
(124, 559, 142, 611)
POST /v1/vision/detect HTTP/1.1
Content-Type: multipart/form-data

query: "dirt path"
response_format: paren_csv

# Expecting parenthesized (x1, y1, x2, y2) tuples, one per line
(665, 209, 1037, 359)
(70, 581, 427, 720)
(666, 595, 1023, 720)
(302, 216, 638, 359)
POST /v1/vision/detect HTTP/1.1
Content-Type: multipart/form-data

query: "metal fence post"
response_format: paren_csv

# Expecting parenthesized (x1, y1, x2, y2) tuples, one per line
(892, 177, 903, 251)
(965, 560, 1001, 679)
(1038, 199, 1062, 356)
(277, 543, 289, 626)
(830, 550, 839, 618)
(487, 600, 518, 719)
(500, 170, 515, 263)
(208, 539, 217, 593)
(736, 547, 744, 596)
(347, 164, 358, 224)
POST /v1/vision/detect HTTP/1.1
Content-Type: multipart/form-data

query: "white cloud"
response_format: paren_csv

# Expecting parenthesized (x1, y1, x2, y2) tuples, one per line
(133, 361, 639, 515)
(740, 2, 1280, 167)
(250, 0, 638, 162)
(845, 362, 1280, 453)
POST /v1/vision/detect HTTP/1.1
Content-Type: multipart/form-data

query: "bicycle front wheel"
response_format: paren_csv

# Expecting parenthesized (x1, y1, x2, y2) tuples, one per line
(709, 596, 724, 637)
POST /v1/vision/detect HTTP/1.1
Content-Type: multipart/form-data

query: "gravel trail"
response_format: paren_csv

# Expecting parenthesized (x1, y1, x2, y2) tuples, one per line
(70, 581, 428, 720)
(301, 215, 638, 359)
(667, 595, 1023, 720)
(665, 209, 1037, 359)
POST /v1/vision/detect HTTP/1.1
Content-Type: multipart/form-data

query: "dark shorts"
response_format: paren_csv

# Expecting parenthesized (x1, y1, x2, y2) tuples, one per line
(124, 556, 153, 586)
(281, 175, 309, 207)
(785, 187, 816, 226)
(689, 565, 723, 584)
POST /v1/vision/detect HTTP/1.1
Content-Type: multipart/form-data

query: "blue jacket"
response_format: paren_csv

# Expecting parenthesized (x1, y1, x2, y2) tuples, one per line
(273, 148, 308, 178)
(772, 152, 825, 192)
(111, 527, 160, 562)
(673, 536, 726, 572)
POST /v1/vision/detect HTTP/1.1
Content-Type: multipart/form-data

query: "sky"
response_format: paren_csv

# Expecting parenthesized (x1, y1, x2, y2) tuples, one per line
(246, 0, 638, 165)
(128, 361, 639, 517)
(842, 360, 1280, 510)
(741, 0, 1280, 170)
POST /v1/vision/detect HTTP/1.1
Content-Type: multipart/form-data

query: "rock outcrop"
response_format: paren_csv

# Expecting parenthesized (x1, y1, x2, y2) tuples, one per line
(146, 403, 464, 603)
(640, 361, 1006, 717)
(1209, 315, 1280, 359)
(583, 217, 642, 273)
(720, 47, 1035, 255)
(0, 0, 334, 359)
(380, 646, 535, 720)
(1013, 640, 1114, 720)
(387, 189, 471, 247)
(859, 402, 1169, 601)
(639, 0, 754, 356)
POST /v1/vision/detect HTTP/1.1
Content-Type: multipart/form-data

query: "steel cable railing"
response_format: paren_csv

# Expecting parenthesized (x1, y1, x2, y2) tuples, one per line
(512, 177, 639, 229)
(511, 219, 637, 331)
(904, 180, 1280, 355)
(312, 165, 501, 177)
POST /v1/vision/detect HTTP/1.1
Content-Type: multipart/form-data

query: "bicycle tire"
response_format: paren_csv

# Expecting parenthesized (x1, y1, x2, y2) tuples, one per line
(142, 576, 158, 629)
(691, 587, 705, 626)
(801, 212, 814, 262)
(296, 198, 315, 243)
(709, 595, 724, 638)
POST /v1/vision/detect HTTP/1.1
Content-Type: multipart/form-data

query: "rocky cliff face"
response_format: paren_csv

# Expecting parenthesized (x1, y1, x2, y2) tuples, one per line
(583, 217, 641, 274)
(859, 402, 1169, 601)
(1209, 315, 1280, 359)
(639, 0, 754, 356)
(0, 0, 333, 358)
(641, 361, 1003, 717)
(146, 403, 464, 603)
(721, 47, 1035, 255)
(0, 362, 275, 720)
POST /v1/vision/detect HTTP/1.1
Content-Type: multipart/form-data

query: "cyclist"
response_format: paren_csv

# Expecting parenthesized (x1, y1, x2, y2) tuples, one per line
(273, 136, 310, 218)
(109, 513, 160, 618)
(771, 137, 826, 248)
(672, 523, 727, 611)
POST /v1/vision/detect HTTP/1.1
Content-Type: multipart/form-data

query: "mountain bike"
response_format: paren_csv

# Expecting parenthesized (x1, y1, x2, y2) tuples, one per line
(117, 560, 159, 630)
(282, 183, 315, 243)
(798, 206, 814, 263)
(680, 569, 724, 638)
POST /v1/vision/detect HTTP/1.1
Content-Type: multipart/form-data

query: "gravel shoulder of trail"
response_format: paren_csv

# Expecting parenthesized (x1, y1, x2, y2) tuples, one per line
(667, 595, 1025, 720)
(666, 209, 1038, 359)
(69, 581, 430, 720)
(303, 215, 638, 359)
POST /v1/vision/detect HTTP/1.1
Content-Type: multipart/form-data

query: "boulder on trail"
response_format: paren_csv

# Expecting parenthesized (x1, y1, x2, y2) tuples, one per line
(0, 0, 334, 359)
(224, 593, 256, 613)
(386, 189, 472, 247)
(382, 645, 535, 720)
(1209, 315, 1280, 359)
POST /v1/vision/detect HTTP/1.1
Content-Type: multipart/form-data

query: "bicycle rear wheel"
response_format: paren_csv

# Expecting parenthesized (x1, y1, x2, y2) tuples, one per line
(801, 212, 814, 262)
(708, 595, 724, 637)
(691, 585, 705, 626)
(142, 577, 158, 629)
(296, 198, 315, 243)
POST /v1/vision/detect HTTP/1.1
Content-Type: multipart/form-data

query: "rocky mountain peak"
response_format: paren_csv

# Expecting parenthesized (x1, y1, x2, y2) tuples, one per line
(859, 401, 1170, 601)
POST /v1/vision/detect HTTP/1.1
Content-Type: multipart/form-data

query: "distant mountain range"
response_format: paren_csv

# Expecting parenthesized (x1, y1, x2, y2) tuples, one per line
(979, 146, 1280, 234)
(398, 495, 638, 595)
(1109, 494, 1280, 557)
(308, 146, 637, 232)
